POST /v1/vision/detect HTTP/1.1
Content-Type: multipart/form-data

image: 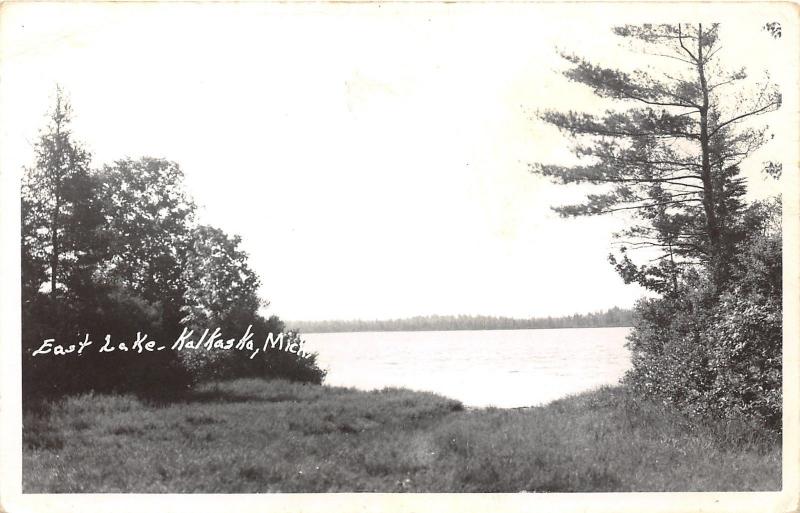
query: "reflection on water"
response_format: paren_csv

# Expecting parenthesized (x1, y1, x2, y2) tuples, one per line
(302, 327, 631, 408)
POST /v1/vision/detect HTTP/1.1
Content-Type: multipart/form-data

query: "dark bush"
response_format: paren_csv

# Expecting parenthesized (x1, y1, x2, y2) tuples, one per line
(701, 288, 781, 427)
(23, 289, 326, 401)
(176, 312, 326, 386)
(23, 285, 192, 400)
(624, 227, 782, 431)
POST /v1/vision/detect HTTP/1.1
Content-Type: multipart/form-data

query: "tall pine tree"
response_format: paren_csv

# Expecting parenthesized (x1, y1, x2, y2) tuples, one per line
(531, 24, 781, 293)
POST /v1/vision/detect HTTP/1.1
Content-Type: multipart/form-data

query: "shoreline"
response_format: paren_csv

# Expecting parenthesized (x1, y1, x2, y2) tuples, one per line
(295, 325, 634, 335)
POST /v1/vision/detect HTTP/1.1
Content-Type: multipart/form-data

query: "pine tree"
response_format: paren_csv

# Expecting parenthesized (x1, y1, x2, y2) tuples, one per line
(531, 24, 781, 293)
(21, 87, 101, 303)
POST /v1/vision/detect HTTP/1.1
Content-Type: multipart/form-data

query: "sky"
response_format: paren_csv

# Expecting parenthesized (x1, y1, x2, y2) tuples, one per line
(0, 3, 793, 321)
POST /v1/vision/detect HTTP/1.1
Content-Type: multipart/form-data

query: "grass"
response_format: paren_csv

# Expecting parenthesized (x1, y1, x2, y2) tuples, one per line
(22, 378, 780, 492)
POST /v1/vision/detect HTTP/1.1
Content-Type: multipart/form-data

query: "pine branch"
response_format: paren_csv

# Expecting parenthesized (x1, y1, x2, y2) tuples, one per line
(614, 241, 707, 256)
(710, 100, 781, 136)
(623, 93, 700, 110)
(594, 152, 704, 172)
(617, 191, 700, 205)
(708, 76, 739, 91)
(533, 163, 704, 185)
(643, 50, 696, 66)
(591, 197, 702, 214)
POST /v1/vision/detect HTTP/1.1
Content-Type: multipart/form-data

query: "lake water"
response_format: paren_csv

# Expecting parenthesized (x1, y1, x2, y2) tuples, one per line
(302, 327, 632, 408)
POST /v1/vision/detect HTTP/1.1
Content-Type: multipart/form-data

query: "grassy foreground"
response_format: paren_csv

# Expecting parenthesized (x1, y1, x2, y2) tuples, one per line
(23, 378, 780, 492)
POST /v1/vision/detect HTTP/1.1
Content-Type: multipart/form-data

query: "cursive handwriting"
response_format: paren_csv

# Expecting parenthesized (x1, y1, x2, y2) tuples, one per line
(31, 326, 311, 359)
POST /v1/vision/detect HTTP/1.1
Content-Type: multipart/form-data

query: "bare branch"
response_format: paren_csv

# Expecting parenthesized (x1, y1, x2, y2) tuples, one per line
(704, 44, 722, 63)
(643, 50, 696, 65)
(590, 198, 702, 214)
(624, 93, 701, 110)
(677, 25, 699, 62)
(710, 100, 781, 136)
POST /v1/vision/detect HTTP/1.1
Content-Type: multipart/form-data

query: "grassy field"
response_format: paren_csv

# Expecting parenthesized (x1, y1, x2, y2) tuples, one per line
(23, 378, 780, 492)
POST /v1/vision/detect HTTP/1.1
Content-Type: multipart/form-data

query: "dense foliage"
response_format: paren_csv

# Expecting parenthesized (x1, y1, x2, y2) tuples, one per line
(533, 24, 783, 430)
(21, 89, 325, 400)
(625, 201, 781, 428)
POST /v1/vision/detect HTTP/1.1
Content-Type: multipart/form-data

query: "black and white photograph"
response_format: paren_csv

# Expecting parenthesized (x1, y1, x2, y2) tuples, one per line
(0, 2, 797, 512)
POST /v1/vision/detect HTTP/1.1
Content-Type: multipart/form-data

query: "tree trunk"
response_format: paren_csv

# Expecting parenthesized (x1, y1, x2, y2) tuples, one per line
(50, 103, 63, 301)
(696, 24, 723, 287)
(51, 193, 60, 300)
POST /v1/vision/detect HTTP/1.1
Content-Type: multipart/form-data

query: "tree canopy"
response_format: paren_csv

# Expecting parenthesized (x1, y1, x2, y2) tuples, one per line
(21, 89, 325, 398)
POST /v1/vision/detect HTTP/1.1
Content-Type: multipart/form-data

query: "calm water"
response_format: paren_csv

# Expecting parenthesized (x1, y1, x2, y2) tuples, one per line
(302, 327, 631, 408)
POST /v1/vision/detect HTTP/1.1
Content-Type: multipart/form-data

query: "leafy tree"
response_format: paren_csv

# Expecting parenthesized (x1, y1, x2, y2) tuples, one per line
(174, 225, 327, 384)
(177, 225, 263, 379)
(21, 91, 326, 399)
(95, 157, 196, 332)
(180, 225, 263, 327)
(531, 23, 781, 292)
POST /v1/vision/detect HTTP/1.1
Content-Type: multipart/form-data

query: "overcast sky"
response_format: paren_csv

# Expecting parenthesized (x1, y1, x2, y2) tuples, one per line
(0, 3, 792, 321)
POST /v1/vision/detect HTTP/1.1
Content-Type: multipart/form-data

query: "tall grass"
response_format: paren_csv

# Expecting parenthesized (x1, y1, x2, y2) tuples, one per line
(23, 379, 779, 492)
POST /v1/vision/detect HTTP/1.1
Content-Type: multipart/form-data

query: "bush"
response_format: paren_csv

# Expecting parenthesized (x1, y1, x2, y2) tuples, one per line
(701, 289, 781, 427)
(23, 286, 192, 400)
(624, 229, 782, 431)
(255, 331, 326, 384)
(23, 290, 326, 400)
(175, 312, 326, 386)
(623, 283, 715, 408)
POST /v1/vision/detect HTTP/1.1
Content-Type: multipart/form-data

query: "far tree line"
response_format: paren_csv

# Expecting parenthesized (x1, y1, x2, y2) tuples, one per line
(289, 308, 634, 333)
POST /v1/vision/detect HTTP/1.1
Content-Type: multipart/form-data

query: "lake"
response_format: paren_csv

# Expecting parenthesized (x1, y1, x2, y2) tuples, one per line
(302, 327, 632, 408)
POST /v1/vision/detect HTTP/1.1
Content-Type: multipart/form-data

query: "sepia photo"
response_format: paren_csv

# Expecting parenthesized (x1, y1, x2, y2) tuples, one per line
(0, 2, 797, 512)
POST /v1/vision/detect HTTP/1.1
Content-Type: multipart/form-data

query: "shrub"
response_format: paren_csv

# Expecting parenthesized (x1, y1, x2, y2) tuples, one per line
(176, 313, 326, 386)
(255, 331, 326, 384)
(22, 286, 192, 400)
(701, 289, 781, 428)
(623, 285, 714, 408)
(624, 227, 782, 431)
(23, 284, 326, 402)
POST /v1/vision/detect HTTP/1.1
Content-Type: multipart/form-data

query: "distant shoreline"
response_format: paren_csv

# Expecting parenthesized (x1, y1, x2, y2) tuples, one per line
(292, 325, 633, 335)
(294, 325, 634, 334)
(288, 308, 634, 334)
